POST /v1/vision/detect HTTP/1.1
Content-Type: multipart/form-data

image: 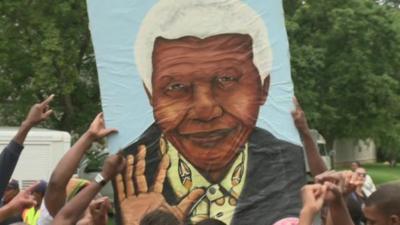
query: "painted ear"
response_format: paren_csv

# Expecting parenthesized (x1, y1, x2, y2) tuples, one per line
(260, 75, 270, 105)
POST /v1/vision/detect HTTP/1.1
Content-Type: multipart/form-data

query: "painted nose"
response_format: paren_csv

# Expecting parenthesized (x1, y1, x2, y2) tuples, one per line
(188, 85, 223, 121)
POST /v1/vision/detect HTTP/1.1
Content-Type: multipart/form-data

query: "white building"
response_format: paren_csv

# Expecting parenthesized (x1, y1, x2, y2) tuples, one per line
(333, 138, 377, 166)
(0, 127, 70, 189)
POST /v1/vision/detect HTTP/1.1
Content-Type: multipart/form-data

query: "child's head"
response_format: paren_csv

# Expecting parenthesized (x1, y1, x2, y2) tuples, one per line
(363, 182, 400, 225)
(140, 210, 181, 225)
(3, 179, 19, 204)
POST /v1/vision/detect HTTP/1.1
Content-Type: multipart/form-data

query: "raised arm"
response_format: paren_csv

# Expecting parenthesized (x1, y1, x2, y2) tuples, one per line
(315, 171, 357, 225)
(0, 95, 54, 200)
(299, 184, 327, 225)
(292, 97, 327, 176)
(45, 113, 117, 217)
(13, 95, 54, 144)
(324, 182, 355, 225)
(52, 154, 125, 225)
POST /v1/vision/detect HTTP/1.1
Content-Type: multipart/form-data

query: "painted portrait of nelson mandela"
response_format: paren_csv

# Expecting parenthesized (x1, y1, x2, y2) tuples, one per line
(112, 1, 307, 225)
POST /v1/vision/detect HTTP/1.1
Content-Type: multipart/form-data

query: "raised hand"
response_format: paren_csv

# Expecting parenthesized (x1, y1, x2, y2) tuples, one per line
(101, 154, 126, 181)
(24, 94, 54, 127)
(74, 197, 111, 225)
(114, 146, 205, 225)
(301, 184, 327, 214)
(315, 170, 359, 203)
(291, 96, 309, 132)
(89, 197, 112, 225)
(8, 182, 38, 212)
(87, 113, 118, 140)
(317, 173, 356, 225)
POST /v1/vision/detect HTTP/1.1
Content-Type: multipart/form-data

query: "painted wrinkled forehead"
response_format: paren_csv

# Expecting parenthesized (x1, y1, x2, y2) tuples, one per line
(152, 34, 255, 69)
(135, 0, 273, 93)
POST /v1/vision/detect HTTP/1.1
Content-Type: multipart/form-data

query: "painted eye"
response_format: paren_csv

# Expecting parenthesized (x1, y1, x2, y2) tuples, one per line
(216, 75, 239, 89)
(217, 76, 237, 83)
(166, 83, 186, 91)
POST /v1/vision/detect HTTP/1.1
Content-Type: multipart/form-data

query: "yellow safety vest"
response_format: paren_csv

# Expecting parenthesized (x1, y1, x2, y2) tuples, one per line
(22, 207, 40, 225)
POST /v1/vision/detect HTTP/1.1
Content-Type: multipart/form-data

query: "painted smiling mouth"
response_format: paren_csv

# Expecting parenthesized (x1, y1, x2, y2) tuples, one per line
(181, 128, 235, 146)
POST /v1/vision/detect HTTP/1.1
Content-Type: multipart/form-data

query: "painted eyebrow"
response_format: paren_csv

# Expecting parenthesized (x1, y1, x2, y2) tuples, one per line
(213, 67, 242, 75)
(156, 57, 247, 72)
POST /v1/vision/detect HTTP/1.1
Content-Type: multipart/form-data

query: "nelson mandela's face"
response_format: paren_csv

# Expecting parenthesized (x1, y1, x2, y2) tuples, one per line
(151, 33, 268, 172)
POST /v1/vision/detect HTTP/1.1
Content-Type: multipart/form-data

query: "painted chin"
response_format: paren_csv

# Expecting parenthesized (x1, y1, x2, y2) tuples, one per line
(180, 127, 238, 148)
(181, 126, 247, 169)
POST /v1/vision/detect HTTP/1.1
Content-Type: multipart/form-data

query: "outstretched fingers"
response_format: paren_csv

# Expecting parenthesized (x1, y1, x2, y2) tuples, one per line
(115, 174, 126, 203)
(40, 94, 55, 106)
(152, 154, 170, 193)
(177, 189, 205, 217)
(124, 155, 135, 196)
(135, 145, 148, 194)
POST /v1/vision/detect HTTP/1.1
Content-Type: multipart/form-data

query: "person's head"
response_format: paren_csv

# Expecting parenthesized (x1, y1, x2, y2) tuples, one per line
(140, 210, 181, 225)
(66, 178, 90, 201)
(32, 180, 47, 208)
(351, 161, 361, 172)
(196, 218, 227, 225)
(135, 0, 272, 172)
(3, 179, 20, 204)
(354, 167, 367, 187)
(363, 183, 400, 225)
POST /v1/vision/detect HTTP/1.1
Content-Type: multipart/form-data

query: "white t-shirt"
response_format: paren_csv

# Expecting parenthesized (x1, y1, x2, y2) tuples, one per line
(363, 174, 376, 197)
(37, 203, 54, 225)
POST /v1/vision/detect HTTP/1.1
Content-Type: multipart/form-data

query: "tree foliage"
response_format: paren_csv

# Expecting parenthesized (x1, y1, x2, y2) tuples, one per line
(285, 0, 400, 157)
(0, 1, 100, 135)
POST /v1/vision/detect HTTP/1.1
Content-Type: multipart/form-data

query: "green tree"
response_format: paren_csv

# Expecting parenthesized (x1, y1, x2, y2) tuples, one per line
(0, 1, 100, 135)
(285, 0, 400, 160)
(379, 0, 400, 8)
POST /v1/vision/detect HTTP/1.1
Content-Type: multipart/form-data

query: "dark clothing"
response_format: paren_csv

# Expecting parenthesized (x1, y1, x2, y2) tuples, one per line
(346, 192, 367, 225)
(0, 216, 22, 225)
(0, 202, 23, 225)
(0, 141, 24, 201)
(115, 124, 307, 225)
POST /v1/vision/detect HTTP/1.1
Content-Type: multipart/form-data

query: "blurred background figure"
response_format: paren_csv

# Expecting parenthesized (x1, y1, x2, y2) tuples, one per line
(1, 180, 20, 206)
(0, 180, 22, 225)
(22, 180, 47, 225)
(346, 167, 368, 225)
(351, 161, 376, 197)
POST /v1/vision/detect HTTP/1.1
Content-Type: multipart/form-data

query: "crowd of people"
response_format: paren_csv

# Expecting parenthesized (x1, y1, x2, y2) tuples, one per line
(0, 96, 399, 225)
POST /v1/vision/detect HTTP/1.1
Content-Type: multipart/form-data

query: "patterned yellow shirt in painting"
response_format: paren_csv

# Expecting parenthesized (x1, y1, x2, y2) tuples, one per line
(164, 140, 248, 225)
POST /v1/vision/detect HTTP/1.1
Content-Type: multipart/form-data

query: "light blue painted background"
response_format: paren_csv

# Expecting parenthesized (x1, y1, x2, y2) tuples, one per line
(86, 0, 302, 153)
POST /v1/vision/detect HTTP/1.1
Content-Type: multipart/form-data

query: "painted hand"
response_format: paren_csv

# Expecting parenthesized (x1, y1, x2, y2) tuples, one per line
(114, 146, 205, 225)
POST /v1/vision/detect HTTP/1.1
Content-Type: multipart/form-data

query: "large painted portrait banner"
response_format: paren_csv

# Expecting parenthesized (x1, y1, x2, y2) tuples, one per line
(87, 0, 306, 224)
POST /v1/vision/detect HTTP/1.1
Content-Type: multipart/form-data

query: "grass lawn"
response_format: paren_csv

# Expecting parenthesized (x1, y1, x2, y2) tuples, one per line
(108, 217, 116, 225)
(362, 163, 400, 185)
